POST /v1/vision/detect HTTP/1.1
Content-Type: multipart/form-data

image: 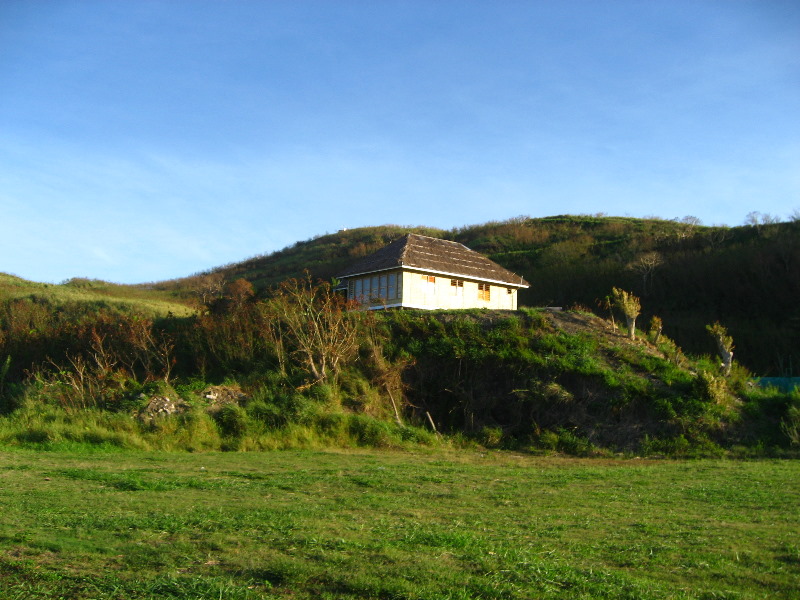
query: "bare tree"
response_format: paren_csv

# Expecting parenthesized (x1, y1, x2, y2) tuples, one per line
(193, 272, 226, 307)
(681, 215, 702, 226)
(264, 274, 365, 385)
(597, 295, 617, 332)
(627, 252, 663, 295)
(706, 225, 732, 250)
(673, 215, 702, 242)
(222, 278, 255, 312)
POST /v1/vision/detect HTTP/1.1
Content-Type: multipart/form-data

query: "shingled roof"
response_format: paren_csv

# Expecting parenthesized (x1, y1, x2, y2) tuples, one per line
(336, 234, 529, 287)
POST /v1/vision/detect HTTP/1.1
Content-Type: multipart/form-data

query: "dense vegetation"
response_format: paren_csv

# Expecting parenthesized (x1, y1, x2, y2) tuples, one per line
(153, 214, 799, 376)
(0, 268, 797, 455)
(2, 450, 798, 599)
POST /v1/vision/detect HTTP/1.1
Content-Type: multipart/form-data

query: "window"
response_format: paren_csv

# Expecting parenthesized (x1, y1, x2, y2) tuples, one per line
(478, 282, 491, 301)
(507, 288, 513, 295)
(451, 279, 464, 296)
(379, 275, 387, 299)
(419, 274, 436, 299)
(352, 272, 401, 305)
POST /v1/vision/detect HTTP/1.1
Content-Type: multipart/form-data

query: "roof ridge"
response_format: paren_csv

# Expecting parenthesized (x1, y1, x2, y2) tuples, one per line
(398, 233, 411, 265)
(407, 232, 453, 242)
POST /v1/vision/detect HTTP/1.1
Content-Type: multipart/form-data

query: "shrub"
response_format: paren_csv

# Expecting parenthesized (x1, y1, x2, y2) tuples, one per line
(479, 426, 504, 448)
(554, 428, 596, 456)
(215, 404, 250, 438)
(694, 370, 728, 405)
(247, 400, 286, 429)
(780, 391, 800, 447)
(347, 414, 394, 447)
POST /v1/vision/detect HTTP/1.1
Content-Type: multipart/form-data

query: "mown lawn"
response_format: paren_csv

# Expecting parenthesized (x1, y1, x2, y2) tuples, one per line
(0, 449, 798, 599)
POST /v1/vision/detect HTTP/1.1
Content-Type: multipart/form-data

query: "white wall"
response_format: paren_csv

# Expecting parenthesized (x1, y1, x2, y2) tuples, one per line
(399, 271, 518, 310)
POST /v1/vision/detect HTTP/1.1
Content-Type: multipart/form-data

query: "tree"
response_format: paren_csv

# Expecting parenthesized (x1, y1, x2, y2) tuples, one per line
(263, 274, 365, 385)
(627, 252, 663, 296)
(192, 272, 226, 307)
(706, 321, 734, 376)
(649, 315, 663, 345)
(612, 287, 641, 340)
(223, 278, 255, 312)
(706, 225, 732, 250)
(673, 216, 701, 241)
(744, 211, 781, 237)
(597, 295, 617, 332)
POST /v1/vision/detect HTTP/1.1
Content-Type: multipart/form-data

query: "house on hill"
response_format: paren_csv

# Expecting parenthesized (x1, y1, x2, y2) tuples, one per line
(335, 233, 529, 310)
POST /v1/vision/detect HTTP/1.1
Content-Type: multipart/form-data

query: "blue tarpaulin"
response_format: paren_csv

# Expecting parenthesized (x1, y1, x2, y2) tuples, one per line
(756, 378, 800, 393)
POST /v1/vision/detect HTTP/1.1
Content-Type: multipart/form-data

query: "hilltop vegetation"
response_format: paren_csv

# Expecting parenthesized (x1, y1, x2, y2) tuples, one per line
(159, 214, 799, 376)
(12, 214, 792, 375)
(0, 271, 797, 455)
(0, 273, 195, 317)
(1, 214, 798, 455)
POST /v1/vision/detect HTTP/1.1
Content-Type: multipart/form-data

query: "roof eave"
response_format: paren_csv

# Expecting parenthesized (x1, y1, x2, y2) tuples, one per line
(337, 264, 529, 288)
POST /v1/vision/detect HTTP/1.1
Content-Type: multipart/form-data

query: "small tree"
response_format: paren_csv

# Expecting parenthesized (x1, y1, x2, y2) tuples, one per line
(223, 278, 255, 312)
(597, 295, 616, 331)
(264, 274, 366, 385)
(648, 315, 663, 345)
(612, 287, 641, 340)
(192, 272, 226, 307)
(706, 321, 734, 376)
(627, 252, 663, 296)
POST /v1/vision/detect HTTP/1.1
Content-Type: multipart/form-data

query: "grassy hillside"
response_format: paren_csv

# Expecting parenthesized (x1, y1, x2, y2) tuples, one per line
(154, 224, 448, 294)
(160, 215, 799, 375)
(6, 214, 796, 374)
(1, 280, 796, 456)
(1, 214, 797, 455)
(0, 273, 195, 317)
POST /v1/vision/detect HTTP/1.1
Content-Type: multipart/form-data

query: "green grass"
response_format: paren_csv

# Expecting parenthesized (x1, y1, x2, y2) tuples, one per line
(1, 450, 798, 599)
(0, 272, 195, 317)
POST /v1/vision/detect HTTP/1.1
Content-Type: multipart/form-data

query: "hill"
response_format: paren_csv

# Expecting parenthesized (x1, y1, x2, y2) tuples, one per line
(0, 273, 195, 317)
(2, 213, 797, 377)
(158, 215, 799, 376)
(380, 307, 789, 454)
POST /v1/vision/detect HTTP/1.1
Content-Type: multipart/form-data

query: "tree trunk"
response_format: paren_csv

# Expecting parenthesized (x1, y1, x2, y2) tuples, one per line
(625, 316, 636, 340)
(717, 343, 733, 376)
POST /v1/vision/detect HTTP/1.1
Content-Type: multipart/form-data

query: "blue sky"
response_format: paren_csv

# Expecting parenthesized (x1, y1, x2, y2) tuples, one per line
(1, 1, 798, 284)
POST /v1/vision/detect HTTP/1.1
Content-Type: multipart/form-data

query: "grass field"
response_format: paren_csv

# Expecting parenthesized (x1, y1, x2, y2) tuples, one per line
(0, 449, 798, 599)
(0, 273, 195, 317)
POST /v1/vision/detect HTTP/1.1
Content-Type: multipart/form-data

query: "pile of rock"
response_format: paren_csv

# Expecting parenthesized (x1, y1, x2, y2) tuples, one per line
(201, 385, 249, 413)
(133, 385, 249, 424)
(136, 394, 189, 424)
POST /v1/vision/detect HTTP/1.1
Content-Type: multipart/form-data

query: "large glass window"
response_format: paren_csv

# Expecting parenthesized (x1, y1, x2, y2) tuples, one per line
(379, 275, 387, 298)
(352, 272, 402, 304)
